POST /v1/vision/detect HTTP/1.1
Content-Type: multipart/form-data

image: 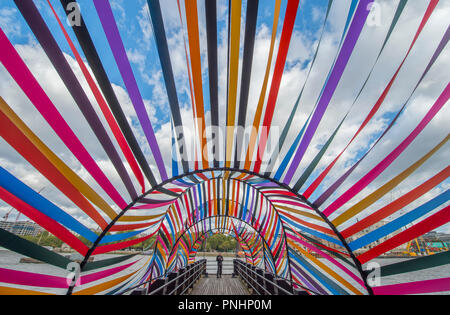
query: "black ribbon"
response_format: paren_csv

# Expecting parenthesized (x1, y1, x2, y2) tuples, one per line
(58, 0, 158, 188)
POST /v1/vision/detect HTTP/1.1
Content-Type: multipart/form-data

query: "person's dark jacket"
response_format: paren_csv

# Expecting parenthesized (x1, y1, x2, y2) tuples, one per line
(216, 255, 224, 266)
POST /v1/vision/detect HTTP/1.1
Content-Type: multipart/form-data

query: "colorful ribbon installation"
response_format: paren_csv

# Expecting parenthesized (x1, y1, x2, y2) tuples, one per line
(58, 0, 160, 189)
(289, 0, 409, 192)
(303, 0, 442, 201)
(12, 0, 137, 203)
(225, 0, 242, 168)
(252, 0, 300, 173)
(283, 0, 373, 184)
(93, 0, 168, 181)
(47, 0, 146, 195)
(148, 0, 190, 175)
(0, 0, 448, 295)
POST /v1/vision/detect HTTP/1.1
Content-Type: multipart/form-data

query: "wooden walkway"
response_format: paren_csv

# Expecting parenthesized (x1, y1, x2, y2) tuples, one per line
(189, 275, 250, 295)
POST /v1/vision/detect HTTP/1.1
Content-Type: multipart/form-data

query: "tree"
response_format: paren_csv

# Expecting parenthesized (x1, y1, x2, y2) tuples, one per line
(206, 234, 237, 252)
(23, 231, 63, 248)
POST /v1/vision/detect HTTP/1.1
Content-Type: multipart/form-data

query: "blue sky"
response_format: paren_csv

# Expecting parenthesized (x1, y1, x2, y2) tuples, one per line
(0, 0, 329, 129)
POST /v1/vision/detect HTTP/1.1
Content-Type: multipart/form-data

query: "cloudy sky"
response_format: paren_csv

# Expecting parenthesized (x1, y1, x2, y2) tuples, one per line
(0, 0, 449, 234)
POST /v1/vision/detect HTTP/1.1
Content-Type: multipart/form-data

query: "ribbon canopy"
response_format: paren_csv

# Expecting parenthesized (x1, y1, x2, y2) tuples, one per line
(0, 0, 448, 295)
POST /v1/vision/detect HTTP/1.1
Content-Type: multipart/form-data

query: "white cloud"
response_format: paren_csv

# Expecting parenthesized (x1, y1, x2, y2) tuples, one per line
(0, 7, 21, 38)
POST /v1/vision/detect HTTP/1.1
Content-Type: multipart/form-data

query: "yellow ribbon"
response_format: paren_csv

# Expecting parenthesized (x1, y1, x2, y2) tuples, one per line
(0, 98, 117, 221)
(238, 0, 282, 176)
(288, 239, 363, 295)
(184, 0, 209, 169)
(333, 134, 449, 227)
(225, 0, 242, 168)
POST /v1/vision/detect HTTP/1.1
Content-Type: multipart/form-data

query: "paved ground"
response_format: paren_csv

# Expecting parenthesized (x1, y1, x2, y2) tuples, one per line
(189, 275, 250, 295)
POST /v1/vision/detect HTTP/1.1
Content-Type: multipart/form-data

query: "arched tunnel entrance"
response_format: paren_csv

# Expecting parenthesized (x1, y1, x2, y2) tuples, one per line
(165, 218, 271, 274)
(173, 223, 264, 296)
(66, 168, 371, 296)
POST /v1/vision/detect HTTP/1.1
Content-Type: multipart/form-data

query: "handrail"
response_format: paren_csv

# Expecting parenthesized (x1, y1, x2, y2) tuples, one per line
(234, 259, 291, 295)
(235, 261, 271, 295)
(127, 258, 318, 295)
(120, 274, 165, 294)
(234, 259, 319, 295)
(150, 259, 206, 295)
(127, 259, 207, 295)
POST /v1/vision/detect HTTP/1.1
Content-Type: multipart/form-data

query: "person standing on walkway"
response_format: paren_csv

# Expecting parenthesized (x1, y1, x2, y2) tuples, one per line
(216, 253, 224, 278)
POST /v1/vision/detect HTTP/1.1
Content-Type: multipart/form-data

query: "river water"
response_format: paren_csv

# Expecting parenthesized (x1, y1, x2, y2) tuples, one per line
(0, 250, 126, 277)
(1, 250, 448, 294)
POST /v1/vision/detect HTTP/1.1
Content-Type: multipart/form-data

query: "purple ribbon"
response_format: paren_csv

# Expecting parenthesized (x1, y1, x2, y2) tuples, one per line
(283, 0, 372, 184)
(93, 0, 168, 181)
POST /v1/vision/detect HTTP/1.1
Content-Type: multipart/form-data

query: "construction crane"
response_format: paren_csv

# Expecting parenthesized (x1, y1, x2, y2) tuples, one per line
(15, 211, 22, 222)
(2, 187, 45, 222)
(2, 206, 15, 222)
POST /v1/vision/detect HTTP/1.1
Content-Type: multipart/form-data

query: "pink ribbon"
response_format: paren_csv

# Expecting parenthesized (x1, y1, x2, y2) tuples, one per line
(373, 277, 450, 295)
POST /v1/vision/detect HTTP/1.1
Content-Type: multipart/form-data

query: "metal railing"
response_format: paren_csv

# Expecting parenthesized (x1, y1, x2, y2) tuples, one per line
(128, 259, 207, 295)
(233, 259, 313, 295)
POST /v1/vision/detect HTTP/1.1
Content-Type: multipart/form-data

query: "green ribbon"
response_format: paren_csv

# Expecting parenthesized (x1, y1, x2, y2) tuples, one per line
(83, 253, 138, 272)
(380, 251, 450, 277)
(0, 228, 71, 269)
(293, 116, 347, 192)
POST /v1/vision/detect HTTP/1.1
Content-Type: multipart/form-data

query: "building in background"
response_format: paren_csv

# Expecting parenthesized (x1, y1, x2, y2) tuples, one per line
(0, 220, 43, 237)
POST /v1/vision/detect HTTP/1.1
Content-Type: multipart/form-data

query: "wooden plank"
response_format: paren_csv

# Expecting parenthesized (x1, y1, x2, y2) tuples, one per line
(189, 275, 250, 295)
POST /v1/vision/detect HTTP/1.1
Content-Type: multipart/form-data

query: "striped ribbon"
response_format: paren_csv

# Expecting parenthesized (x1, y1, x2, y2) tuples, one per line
(47, 0, 146, 194)
(148, 0, 190, 174)
(184, 0, 210, 169)
(264, 0, 333, 177)
(234, 0, 259, 167)
(283, 0, 373, 184)
(333, 135, 449, 227)
(58, 0, 159, 188)
(225, 0, 242, 168)
(323, 82, 449, 218)
(241, 0, 282, 173)
(305, 0, 441, 200)
(13, 0, 137, 201)
(93, 0, 168, 181)
(0, 27, 128, 210)
(205, 0, 220, 167)
(373, 277, 450, 295)
(253, 0, 300, 173)
(0, 99, 111, 228)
